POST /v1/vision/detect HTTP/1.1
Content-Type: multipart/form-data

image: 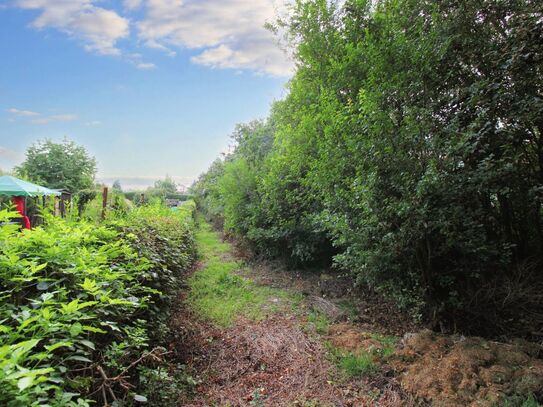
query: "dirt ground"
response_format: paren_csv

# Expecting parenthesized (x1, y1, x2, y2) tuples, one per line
(174, 308, 421, 407)
(179, 314, 359, 406)
(240, 260, 420, 336)
(173, 234, 543, 407)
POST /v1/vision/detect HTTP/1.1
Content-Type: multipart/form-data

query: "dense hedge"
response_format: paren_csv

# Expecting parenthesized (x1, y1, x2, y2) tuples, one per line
(193, 0, 543, 335)
(0, 201, 196, 406)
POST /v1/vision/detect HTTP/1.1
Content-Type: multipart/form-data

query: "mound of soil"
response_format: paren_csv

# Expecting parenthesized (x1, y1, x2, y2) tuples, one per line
(241, 261, 420, 336)
(393, 330, 543, 406)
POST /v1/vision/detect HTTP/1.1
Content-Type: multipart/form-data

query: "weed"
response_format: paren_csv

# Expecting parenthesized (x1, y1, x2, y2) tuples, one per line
(337, 352, 377, 377)
(323, 333, 397, 379)
(501, 393, 542, 407)
(370, 333, 398, 358)
(249, 388, 266, 406)
(308, 310, 332, 335)
(336, 300, 358, 320)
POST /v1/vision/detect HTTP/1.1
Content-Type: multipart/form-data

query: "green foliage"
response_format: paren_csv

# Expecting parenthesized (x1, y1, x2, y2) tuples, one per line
(145, 175, 179, 201)
(0, 201, 196, 405)
(325, 333, 397, 379)
(307, 311, 331, 335)
(502, 393, 542, 407)
(16, 138, 97, 192)
(193, 0, 543, 332)
(337, 352, 376, 378)
(136, 364, 197, 407)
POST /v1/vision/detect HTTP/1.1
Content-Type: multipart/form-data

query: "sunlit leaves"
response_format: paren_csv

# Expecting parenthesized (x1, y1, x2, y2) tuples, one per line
(0, 203, 196, 404)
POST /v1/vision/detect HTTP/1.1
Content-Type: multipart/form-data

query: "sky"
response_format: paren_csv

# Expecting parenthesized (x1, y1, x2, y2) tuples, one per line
(0, 0, 292, 190)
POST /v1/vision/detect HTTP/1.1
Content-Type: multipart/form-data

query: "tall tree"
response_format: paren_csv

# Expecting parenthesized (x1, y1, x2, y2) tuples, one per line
(149, 175, 178, 197)
(16, 139, 97, 192)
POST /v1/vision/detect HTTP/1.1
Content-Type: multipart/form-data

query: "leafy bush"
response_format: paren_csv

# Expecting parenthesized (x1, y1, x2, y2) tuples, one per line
(193, 0, 543, 334)
(0, 201, 196, 406)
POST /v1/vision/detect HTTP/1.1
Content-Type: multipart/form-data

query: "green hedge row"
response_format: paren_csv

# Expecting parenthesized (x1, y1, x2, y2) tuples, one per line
(0, 201, 196, 406)
(193, 0, 543, 335)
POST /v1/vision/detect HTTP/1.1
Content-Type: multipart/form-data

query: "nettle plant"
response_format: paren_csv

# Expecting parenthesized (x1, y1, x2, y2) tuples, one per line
(0, 203, 196, 406)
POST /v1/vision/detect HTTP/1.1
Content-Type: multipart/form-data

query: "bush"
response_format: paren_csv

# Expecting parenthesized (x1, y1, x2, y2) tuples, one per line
(193, 0, 543, 334)
(0, 201, 196, 405)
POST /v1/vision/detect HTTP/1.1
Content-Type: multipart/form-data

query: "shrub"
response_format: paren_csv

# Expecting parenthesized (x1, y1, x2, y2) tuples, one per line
(0, 201, 196, 405)
(193, 0, 543, 334)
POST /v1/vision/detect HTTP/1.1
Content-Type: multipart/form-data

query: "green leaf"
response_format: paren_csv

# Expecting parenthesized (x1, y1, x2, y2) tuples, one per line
(17, 376, 34, 391)
(65, 355, 92, 363)
(69, 322, 83, 337)
(79, 340, 95, 350)
(82, 325, 107, 334)
(46, 341, 73, 352)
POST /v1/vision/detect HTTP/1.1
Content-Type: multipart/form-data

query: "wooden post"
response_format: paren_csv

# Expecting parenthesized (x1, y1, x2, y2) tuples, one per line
(101, 187, 108, 220)
(140, 193, 145, 205)
(59, 197, 65, 218)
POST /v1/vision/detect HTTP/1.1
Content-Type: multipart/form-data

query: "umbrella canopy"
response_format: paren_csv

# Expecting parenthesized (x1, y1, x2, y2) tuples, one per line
(0, 175, 61, 197)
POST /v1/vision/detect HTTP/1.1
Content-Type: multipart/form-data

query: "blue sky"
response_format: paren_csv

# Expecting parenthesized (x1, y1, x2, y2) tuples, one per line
(0, 0, 291, 190)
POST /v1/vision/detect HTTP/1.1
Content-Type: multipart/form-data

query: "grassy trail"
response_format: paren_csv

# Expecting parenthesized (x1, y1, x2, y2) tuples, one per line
(182, 220, 543, 407)
(187, 220, 297, 327)
(182, 219, 369, 406)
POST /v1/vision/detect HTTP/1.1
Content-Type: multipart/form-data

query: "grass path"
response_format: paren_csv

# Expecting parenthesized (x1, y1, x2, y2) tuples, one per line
(186, 220, 298, 327)
(181, 219, 372, 406)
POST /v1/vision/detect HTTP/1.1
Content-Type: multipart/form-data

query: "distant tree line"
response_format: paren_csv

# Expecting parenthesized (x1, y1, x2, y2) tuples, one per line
(193, 0, 543, 336)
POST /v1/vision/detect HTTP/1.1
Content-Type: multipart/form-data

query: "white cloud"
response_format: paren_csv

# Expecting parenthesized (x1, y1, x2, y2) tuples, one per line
(125, 52, 158, 69)
(7, 107, 79, 124)
(136, 62, 157, 70)
(7, 107, 40, 117)
(15, 0, 129, 56)
(144, 39, 176, 57)
(124, 0, 143, 10)
(31, 114, 78, 125)
(12, 0, 293, 76)
(137, 0, 293, 76)
(84, 120, 102, 126)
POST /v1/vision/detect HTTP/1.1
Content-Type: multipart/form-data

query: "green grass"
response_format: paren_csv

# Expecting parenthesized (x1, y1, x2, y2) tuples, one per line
(338, 352, 377, 377)
(501, 394, 542, 407)
(307, 310, 332, 335)
(187, 220, 295, 327)
(324, 340, 377, 378)
(370, 333, 398, 358)
(323, 332, 398, 379)
(336, 299, 358, 321)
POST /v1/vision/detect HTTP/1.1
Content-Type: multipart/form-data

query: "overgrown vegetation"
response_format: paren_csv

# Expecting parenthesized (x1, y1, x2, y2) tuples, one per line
(193, 0, 543, 336)
(0, 201, 196, 406)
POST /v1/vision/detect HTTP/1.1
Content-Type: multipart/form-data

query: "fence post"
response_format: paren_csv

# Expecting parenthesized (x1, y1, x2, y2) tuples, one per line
(101, 187, 108, 219)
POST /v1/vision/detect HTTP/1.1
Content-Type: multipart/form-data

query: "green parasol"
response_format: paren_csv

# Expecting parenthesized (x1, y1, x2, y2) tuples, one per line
(0, 175, 61, 197)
